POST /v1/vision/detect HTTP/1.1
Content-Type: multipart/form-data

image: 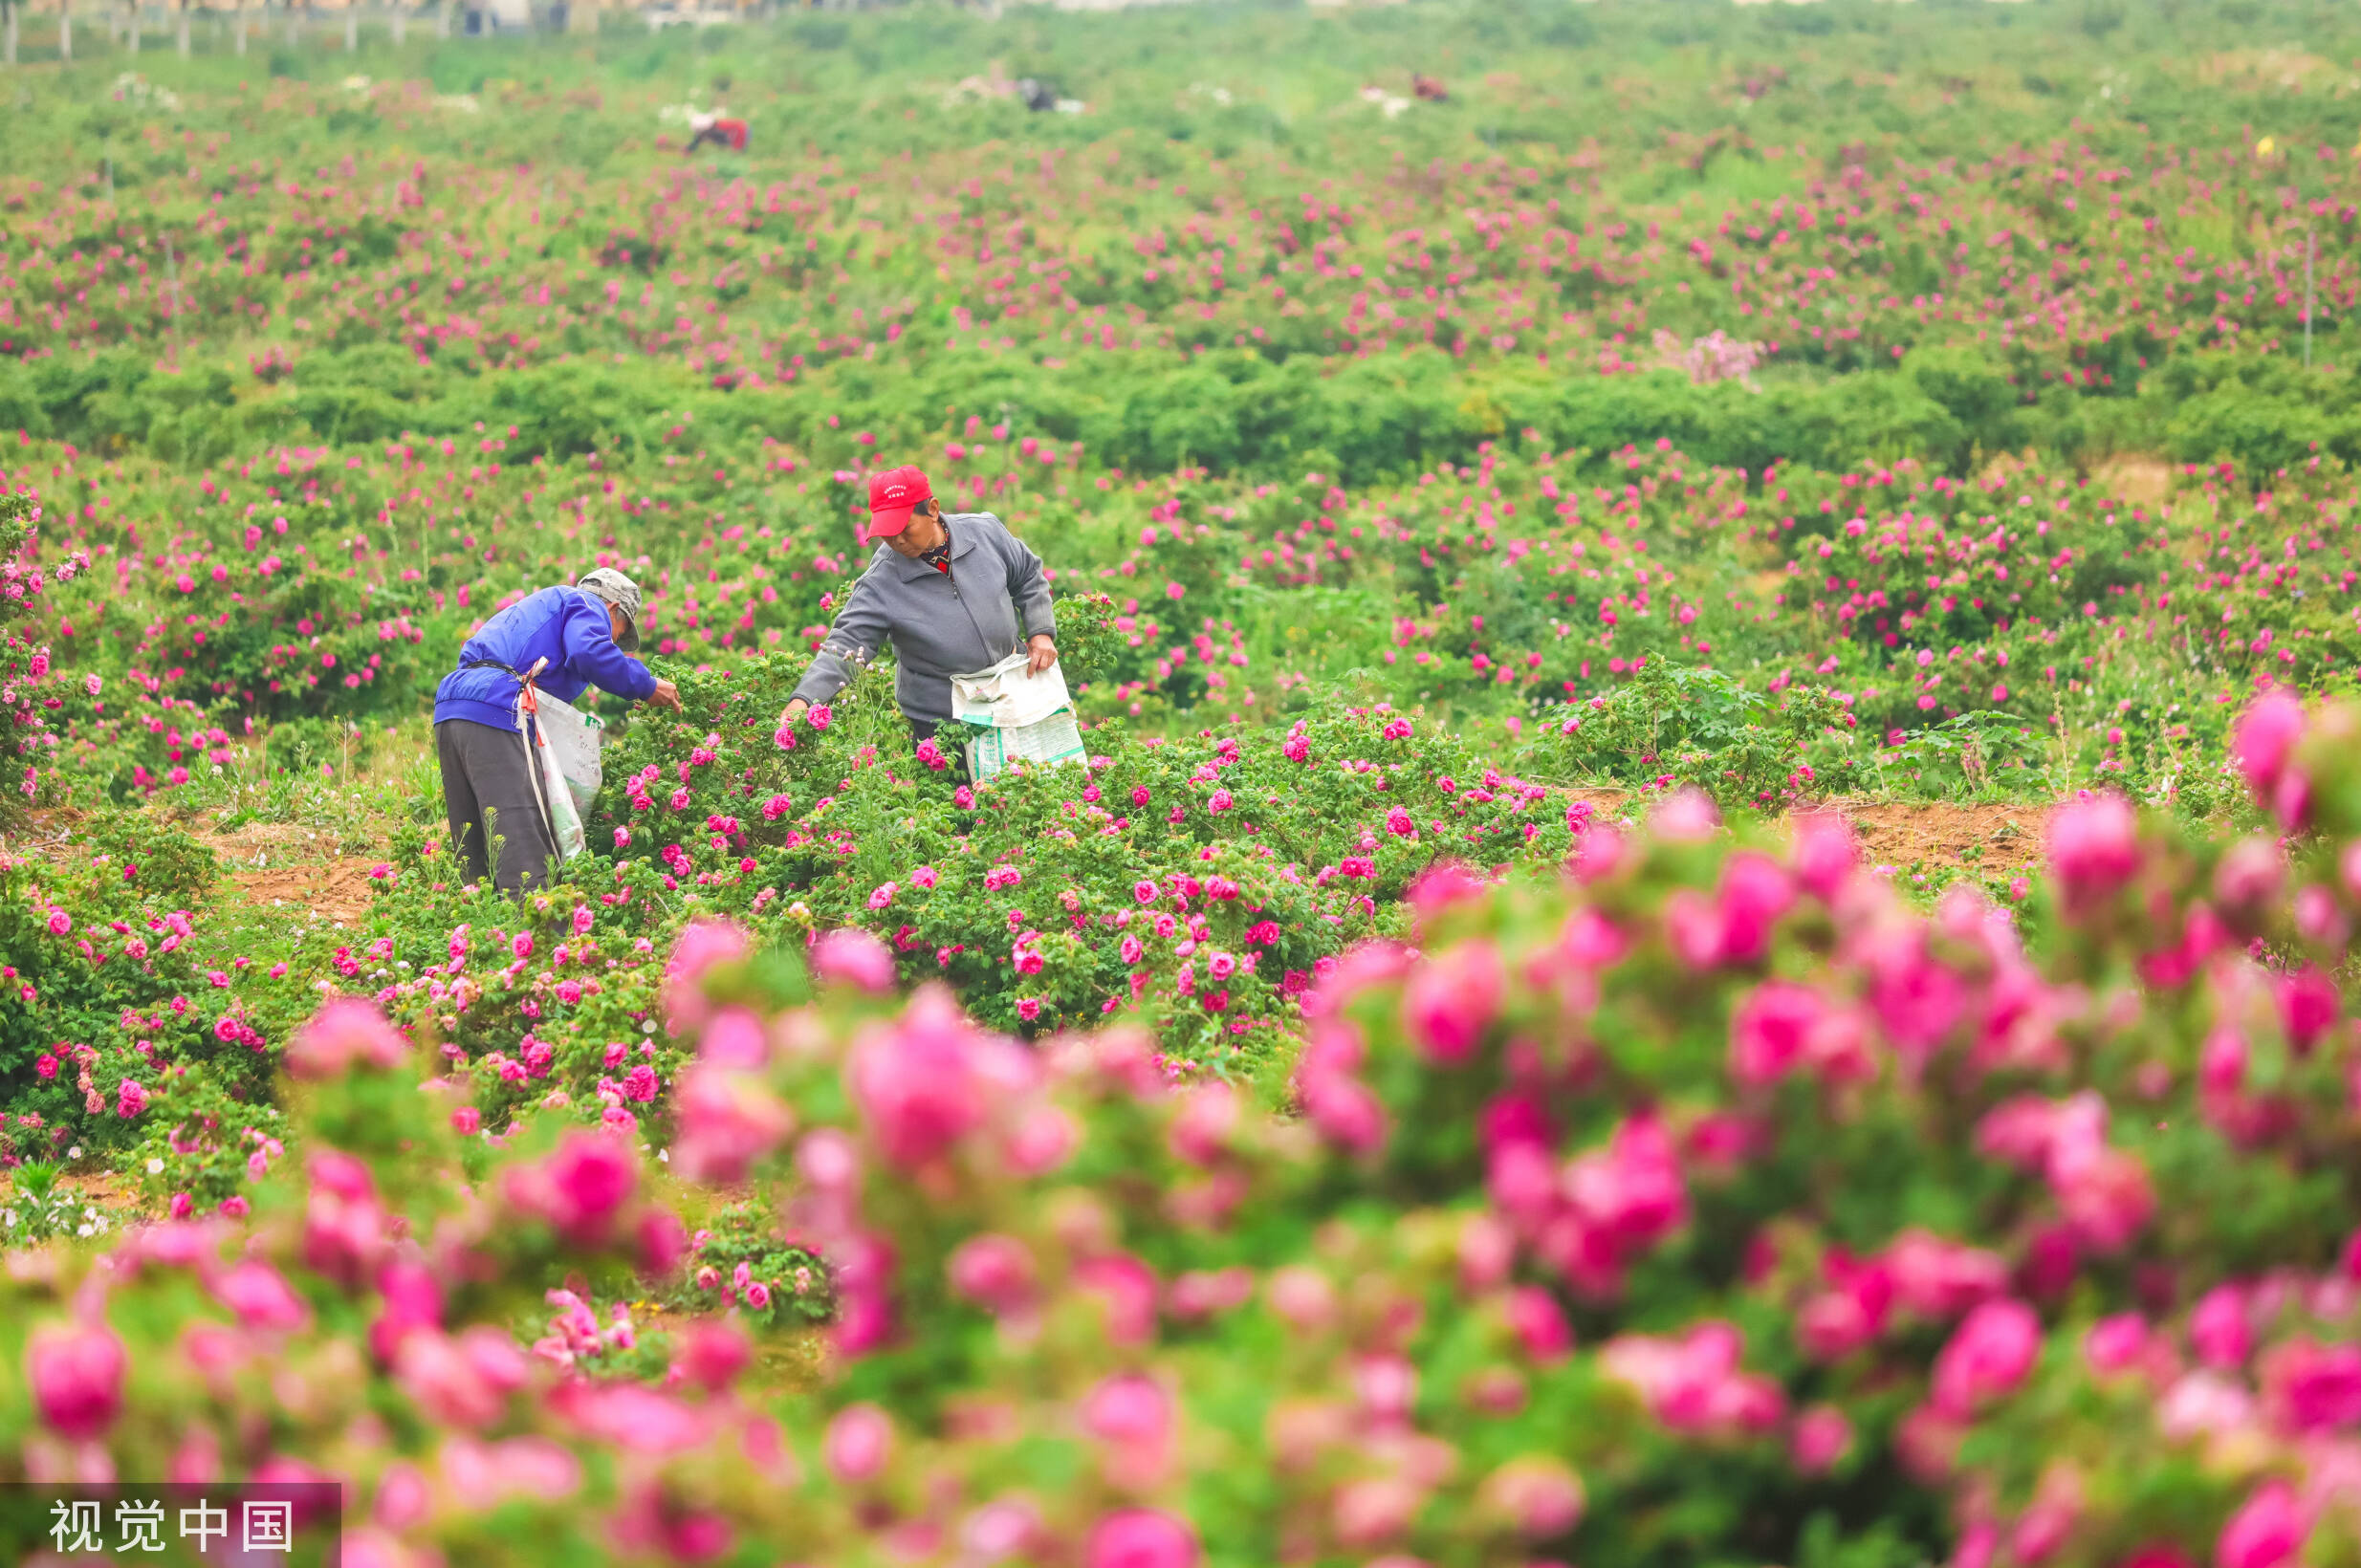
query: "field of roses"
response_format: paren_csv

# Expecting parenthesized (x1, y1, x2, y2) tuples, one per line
(7, 0, 2361, 1560)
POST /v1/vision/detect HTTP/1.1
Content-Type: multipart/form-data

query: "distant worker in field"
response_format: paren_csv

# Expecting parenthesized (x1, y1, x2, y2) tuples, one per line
(776, 466, 1058, 778)
(434, 569, 682, 894)
(685, 107, 750, 154)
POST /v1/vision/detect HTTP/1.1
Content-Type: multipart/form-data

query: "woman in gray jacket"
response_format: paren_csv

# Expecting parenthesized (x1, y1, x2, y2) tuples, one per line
(777, 465, 1057, 773)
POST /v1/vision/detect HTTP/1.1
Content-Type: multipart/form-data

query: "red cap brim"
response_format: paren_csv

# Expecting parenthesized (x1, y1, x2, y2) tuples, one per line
(866, 506, 916, 538)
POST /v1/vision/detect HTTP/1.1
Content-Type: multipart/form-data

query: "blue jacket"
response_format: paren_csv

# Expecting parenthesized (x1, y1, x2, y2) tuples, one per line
(433, 586, 659, 732)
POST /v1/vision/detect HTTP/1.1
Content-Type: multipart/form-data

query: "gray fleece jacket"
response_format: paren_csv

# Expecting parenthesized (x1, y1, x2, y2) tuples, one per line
(789, 512, 1057, 727)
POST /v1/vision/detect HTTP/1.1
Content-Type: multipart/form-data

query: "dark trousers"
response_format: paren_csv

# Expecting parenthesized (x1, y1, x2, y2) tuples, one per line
(911, 719, 972, 785)
(436, 719, 557, 893)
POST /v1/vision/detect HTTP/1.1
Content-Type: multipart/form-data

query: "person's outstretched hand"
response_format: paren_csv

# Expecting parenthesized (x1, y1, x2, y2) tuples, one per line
(778, 697, 810, 728)
(1026, 635, 1059, 675)
(650, 679, 683, 712)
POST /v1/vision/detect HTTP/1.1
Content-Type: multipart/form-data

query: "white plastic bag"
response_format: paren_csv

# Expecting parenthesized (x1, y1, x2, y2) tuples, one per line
(520, 688, 601, 864)
(534, 730, 587, 862)
(951, 652, 1085, 781)
(533, 692, 605, 817)
(964, 713, 1087, 779)
(950, 651, 1075, 729)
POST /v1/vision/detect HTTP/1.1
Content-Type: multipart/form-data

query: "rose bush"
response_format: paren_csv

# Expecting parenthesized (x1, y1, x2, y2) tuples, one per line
(0, 689, 2350, 1564)
(9, 13, 2361, 1561)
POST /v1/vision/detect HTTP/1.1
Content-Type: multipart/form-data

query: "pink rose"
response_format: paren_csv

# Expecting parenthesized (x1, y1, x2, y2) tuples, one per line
(286, 998, 407, 1079)
(812, 928, 895, 993)
(2047, 795, 2140, 910)
(1400, 939, 1503, 1064)
(823, 1404, 893, 1484)
(1083, 1510, 1199, 1568)
(27, 1322, 126, 1440)
(2216, 1481, 2307, 1568)
(1931, 1299, 2042, 1418)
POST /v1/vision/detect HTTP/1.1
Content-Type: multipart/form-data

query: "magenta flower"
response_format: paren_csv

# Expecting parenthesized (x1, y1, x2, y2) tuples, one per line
(1789, 1405, 1852, 1474)
(27, 1321, 126, 1441)
(2047, 795, 2140, 910)
(2233, 690, 2306, 798)
(286, 998, 407, 1079)
(948, 1234, 1038, 1316)
(812, 928, 896, 993)
(846, 991, 1002, 1166)
(1503, 1285, 1572, 1362)
(1401, 939, 1503, 1064)
(2084, 1314, 2149, 1375)
(1930, 1299, 2042, 1417)
(663, 921, 752, 1031)
(672, 1062, 794, 1184)
(2216, 1481, 2307, 1568)
(2191, 1285, 2253, 1369)
(824, 1404, 893, 1484)
(210, 1260, 311, 1332)
(517, 1131, 639, 1246)
(1729, 980, 1825, 1089)
(1083, 1509, 1199, 1568)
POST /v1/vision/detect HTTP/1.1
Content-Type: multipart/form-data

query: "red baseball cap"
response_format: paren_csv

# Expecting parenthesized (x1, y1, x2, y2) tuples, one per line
(865, 465, 933, 537)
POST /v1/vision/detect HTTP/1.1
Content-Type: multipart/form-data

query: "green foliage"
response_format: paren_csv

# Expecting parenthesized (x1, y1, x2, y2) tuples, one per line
(665, 1199, 833, 1329)
(0, 1163, 107, 1244)
(1531, 660, 1868, 809)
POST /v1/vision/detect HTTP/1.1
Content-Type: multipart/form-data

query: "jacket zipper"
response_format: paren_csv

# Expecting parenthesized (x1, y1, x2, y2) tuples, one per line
(942, 538, 997, 662)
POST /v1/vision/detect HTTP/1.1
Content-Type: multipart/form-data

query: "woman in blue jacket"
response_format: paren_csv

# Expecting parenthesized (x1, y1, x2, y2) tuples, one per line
(433, 569, 681, 893)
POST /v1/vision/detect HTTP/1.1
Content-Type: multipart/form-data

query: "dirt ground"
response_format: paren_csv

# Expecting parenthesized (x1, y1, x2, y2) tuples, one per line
(3, 809, 384, 923)
(184, 821, 383, 923)
(1575, 791, 2047, 875)
(1823, 798, 2044, 874)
